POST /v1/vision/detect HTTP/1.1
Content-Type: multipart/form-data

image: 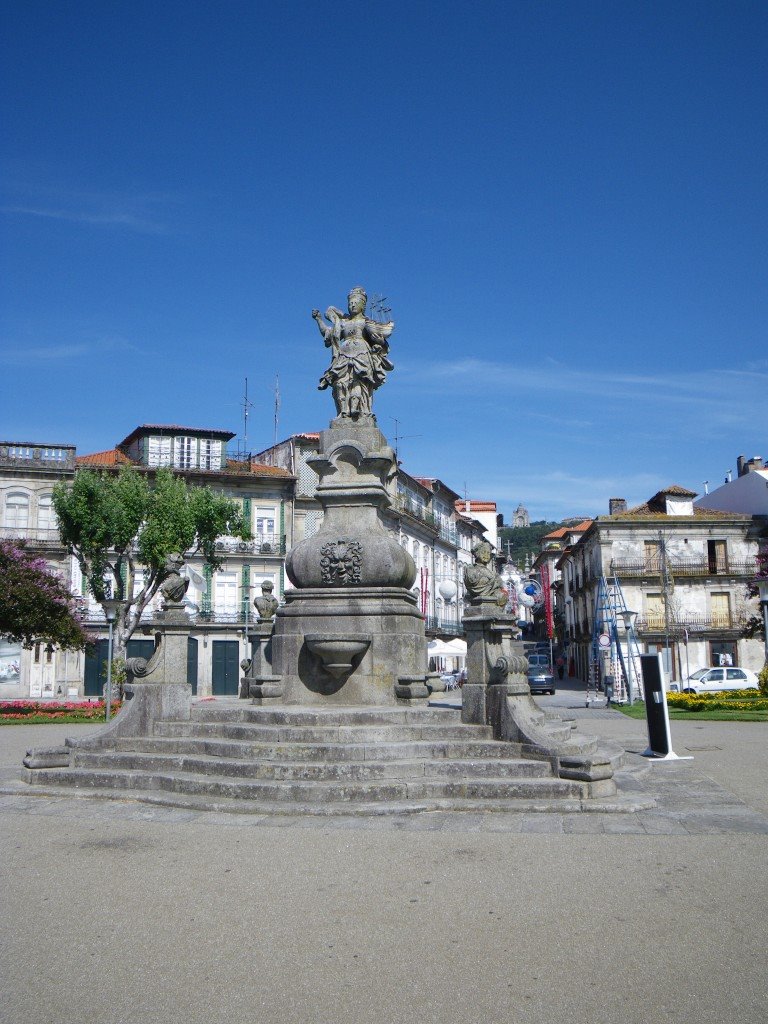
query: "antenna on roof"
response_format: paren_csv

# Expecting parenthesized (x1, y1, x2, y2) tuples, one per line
(390, 416, 420, 464)
(273, 375, 280, 446)
(370, 293, 392, 323)
(237, 377, 254, 460)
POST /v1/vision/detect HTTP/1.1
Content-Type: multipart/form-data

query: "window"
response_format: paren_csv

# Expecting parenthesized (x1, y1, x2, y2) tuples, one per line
(644, 541, 660, 571)
(707, 540, 727, 574)
(645, 592, 664, 629)
(4, 492, 29, 531)
(174, 436, 195, 469)
(147, 436, 172, 467)
(38, 494, 55, 533)
(711, 593, 731, 628)
(214, 572, 239, 614)
(200, 439, 222, 471)
(256, 508, 276, 542)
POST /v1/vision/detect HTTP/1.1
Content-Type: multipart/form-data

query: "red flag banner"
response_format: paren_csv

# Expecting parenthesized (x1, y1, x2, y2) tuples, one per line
(540, 562, 553, 639)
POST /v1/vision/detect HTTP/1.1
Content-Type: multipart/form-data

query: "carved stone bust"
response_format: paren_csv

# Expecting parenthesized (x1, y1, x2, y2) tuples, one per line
(159, 552, 190, 604)
(254, 580, 279, 621)
(463, 541, 507, 608)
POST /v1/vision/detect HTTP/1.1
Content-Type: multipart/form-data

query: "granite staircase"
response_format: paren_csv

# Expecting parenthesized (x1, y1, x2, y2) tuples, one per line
(21, 700, 609, 815)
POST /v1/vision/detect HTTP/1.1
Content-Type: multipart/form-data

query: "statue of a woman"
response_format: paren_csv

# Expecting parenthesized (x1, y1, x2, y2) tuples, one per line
(312, 287, 394, 419)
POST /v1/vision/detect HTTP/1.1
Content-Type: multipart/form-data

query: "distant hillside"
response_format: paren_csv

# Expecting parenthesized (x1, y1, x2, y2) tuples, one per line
(498, 521, 561, 567)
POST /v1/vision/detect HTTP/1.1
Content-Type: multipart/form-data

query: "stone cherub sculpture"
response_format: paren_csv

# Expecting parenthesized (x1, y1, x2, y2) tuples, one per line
(159, 552, 190, 604)
(312, 286, 394, 419)
(463, 541, 508, 609)
(253, 579, 279, 621)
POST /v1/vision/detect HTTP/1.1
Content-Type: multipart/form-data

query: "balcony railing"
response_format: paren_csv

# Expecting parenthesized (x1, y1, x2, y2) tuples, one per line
(424, 616, 464, 636)
(0, 526, 64, 546)
(636, 613, 749, 634)
(394, 497, 439, 532)
(611, 558, 757, 578)
(214, 533, 286, 556)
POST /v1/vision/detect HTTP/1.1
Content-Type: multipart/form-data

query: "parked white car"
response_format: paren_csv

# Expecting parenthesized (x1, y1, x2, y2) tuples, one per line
(682, 666, 759, 694)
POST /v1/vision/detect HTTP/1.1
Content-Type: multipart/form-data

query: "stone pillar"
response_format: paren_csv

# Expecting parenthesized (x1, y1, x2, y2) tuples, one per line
(461, 600, 527, 725)
(241, 621, 283, 701)
(125, 602, 191, 687)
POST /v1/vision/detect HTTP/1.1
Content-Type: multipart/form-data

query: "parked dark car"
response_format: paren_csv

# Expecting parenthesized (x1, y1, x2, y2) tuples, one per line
(527, 653, 555, 695)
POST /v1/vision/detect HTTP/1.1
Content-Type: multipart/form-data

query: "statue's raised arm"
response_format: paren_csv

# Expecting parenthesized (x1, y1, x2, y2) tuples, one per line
(314, 287, 395, 421)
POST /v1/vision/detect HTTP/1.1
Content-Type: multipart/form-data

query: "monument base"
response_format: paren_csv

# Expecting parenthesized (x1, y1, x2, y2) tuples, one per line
(270, 586, 431, 705)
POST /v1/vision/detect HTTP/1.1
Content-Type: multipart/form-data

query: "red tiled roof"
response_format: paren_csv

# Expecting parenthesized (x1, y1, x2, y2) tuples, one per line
(454, 500, 497, 512)
(76, 449, 134, 466)
(542, 527, 568, 540)
(293, 432, 319, 441)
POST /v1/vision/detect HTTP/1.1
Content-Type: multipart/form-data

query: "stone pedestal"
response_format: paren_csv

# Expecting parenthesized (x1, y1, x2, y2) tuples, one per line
(241, 621, 283, 700)
(270, 416, 431, 705)
(125, 601, 191, 687)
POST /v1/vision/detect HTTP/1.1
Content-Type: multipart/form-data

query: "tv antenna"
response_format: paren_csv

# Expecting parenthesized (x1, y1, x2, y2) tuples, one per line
(390, 416, 420, 464)
(370, 293, 392, 323)
(273, 375, 281, 446)
(239, 377, 254, 459)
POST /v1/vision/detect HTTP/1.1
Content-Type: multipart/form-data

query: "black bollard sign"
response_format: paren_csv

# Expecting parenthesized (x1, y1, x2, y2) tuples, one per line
(639, 653, 691, 761)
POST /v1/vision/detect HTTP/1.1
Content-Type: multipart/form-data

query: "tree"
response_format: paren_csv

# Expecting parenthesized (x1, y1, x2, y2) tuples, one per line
(0, 540, 89, 649)
(52, 467, 248, 658)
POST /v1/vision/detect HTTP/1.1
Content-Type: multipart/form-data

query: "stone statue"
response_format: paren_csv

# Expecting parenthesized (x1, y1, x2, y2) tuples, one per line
(254, 580, 279, 621)
(463, 541, 508, 608)
(313, 287, 394, 419)
(159, 553, 190, 604)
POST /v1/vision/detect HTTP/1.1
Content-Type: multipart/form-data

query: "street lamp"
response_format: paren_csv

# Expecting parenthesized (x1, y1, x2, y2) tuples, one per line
(757, 578, 768, 668)
(101, 599, 123, 722)
(621, 609, 638, 703)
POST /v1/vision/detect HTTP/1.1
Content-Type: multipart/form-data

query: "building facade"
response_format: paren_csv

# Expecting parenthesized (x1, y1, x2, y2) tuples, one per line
(0, 441, 79, 700)
(559, 486, 763, 684)
(1, 428, 296, 700)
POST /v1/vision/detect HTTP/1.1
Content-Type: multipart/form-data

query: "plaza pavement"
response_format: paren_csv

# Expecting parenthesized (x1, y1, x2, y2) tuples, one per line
(1, 681, 766, 1024)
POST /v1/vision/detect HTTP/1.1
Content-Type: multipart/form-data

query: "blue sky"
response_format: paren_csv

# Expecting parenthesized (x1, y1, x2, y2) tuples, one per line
(2, 1, 766, 522)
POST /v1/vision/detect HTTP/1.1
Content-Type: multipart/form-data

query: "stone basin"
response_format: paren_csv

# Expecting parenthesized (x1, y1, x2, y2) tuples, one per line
(305, 634, 371, 679)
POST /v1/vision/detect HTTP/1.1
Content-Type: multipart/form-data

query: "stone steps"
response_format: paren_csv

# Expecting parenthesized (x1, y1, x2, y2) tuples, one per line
(72, 748, 553, 782)
(153, 720, 492, 743)
(23, 765, 584, 804)
(20, 702, 623, 814)
(112, 736, 531, 762)
(189, 703, 457, 726)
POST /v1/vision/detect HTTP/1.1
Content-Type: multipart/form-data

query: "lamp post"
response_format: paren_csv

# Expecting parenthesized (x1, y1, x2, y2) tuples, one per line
(101, 599, 123, 722)
(621, 609, 638, 703)
(758, 578, 768, 668)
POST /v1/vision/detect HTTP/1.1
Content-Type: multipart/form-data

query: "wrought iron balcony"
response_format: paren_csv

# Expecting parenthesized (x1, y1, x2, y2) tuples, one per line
(394, 497, 439, 533)
(424, 616, 464, 636)
(635, 612, 749, 635)
(214, 533, 286, 556)
(611, 558, 757, 579)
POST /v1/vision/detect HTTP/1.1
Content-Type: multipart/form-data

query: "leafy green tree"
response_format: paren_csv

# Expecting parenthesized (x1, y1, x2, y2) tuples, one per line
(52, 467, 248, 658)
(0, 540, 89, 649)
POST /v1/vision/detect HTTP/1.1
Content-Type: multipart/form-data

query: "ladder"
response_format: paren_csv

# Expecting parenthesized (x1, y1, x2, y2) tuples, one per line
(589, 577, 644, 703)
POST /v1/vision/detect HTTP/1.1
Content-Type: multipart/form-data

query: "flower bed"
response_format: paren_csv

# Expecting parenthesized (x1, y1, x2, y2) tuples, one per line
(666, 690, 768, 713)
(0, 700, 121, 724)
